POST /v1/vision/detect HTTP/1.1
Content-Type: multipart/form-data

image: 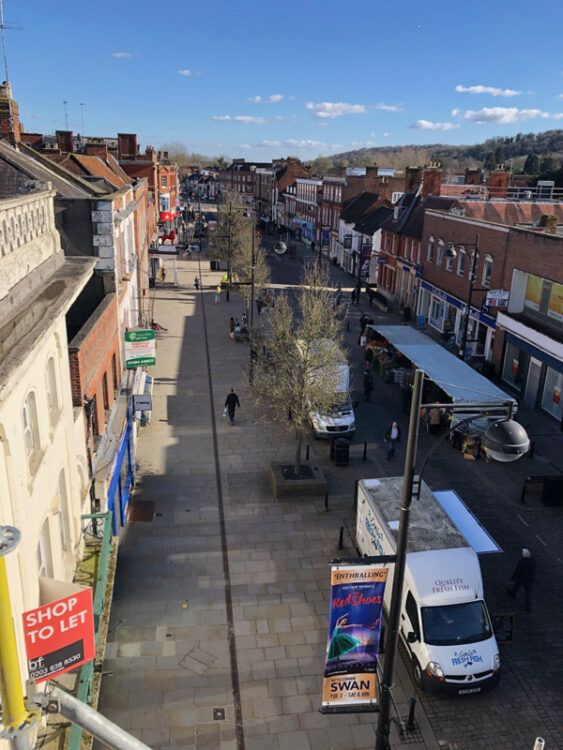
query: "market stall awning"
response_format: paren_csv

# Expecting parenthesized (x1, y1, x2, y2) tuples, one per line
(366, 324, 516, 407)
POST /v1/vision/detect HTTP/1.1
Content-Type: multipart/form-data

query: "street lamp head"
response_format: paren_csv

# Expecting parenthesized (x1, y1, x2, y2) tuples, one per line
(482, 418, 530, 462)
(274, 240, 287, 255)
(444, 243, 457, 260)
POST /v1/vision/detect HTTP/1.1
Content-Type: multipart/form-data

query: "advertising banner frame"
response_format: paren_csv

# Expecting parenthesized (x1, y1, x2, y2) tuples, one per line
(320, 563, 389, 714)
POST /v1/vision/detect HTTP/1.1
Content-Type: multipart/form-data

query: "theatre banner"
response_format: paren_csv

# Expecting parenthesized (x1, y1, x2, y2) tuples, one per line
(321, 565, 388, 712)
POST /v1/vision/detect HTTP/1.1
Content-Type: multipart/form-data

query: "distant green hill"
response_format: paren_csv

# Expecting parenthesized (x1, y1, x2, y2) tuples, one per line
(313, 130, 563, 175)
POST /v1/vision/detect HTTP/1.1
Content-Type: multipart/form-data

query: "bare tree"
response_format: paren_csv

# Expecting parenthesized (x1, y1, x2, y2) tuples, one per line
(250, 263, 346, 477)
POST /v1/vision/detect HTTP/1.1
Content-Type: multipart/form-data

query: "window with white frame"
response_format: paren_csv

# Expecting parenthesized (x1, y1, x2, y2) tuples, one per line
(427, 236, 435, 262)
(482, 253, 493, 288)
(23, 392, 40, 460)
(37, 518, 54, 578)
(161, 174, 167, 188)
(436, 240, 444, 267)
(445, 243, 455, 272)
(57, 470, 70, 552)
(457, 246, 466, 277)
(45, 357, 59, 426)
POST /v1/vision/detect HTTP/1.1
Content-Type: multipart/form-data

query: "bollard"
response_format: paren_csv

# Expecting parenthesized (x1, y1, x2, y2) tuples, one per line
(362, 442, 367, 461)
(306, 444, 310, 461)
(406, 697, 416, 731)
(338, 526, 344, 550)
(324, 491, 329, 512)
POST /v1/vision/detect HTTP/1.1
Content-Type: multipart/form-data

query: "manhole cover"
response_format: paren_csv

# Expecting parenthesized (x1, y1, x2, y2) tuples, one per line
(128, 501, 155, 522)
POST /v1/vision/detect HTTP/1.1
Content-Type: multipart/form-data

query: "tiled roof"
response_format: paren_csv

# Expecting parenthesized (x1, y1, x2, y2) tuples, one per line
(0, 141, 102, 198)
(355, 206, 394, 234)
(463, 201, 563, 226)
(71, 154, 128, 189)
(381, 191, 458, 240)
(340, 192, 380, 222)
(107, 153, 133, 184)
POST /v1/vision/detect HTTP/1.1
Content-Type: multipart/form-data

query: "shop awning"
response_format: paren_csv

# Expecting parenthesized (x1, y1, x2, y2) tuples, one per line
(367, 324, 516, 407)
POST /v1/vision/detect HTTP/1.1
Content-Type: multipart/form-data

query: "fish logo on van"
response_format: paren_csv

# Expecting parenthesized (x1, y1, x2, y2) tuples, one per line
(451, 649, 483, 668)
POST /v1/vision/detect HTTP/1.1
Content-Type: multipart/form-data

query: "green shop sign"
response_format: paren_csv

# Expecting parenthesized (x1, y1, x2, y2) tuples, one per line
(124, 329, 156, 369)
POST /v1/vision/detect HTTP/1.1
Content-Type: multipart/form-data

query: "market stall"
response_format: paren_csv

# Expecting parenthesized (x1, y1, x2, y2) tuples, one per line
(364, 324, 518, 458)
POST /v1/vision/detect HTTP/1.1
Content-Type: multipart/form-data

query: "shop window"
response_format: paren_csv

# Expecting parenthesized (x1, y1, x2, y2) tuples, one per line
(482, 254, 493, 288)
(429, 298, 444, 329)
(436, 240, 444, 267)
(541, 366, 563, 420)
(427, 237, 435, 262)
(457, 247, 466, 277)
(502, 342, 528, 387)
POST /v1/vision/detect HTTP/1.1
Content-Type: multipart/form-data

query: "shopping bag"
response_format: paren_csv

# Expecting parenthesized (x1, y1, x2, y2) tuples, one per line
(222, 408, 228, 417)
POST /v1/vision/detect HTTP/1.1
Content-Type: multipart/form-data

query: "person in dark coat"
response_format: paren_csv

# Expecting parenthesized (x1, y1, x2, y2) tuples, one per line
(225, 388, 240, 424)
(385, 421, 401, 460)
(256, 296, 264, 315)
(508, 548, 536, 612)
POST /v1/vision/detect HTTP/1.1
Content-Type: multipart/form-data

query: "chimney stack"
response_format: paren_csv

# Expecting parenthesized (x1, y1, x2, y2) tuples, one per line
(56, 130, 74, 153)
(0, 81, 21, 145)
(422, 166, 443, 196)
(118, 133, 138, 160)
(489, 170, 509, 199)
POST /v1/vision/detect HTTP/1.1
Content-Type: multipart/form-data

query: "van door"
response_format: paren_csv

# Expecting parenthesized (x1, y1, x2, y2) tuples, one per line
(401, 590, 421, 654)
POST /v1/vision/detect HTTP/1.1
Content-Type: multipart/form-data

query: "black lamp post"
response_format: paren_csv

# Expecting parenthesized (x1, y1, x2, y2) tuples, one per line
(374, 368, 530, 750)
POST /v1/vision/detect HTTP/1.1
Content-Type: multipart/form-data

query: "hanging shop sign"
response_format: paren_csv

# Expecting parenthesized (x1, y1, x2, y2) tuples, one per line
(124, 329, 156, 369)
(485, 289, 510, 308)
(159, 211, 174, 221)
(22, 587, 95, 684)
(320, 565, 388, 713)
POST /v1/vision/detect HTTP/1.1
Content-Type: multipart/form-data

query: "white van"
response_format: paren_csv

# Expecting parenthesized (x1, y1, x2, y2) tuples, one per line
(356, 477, 501, 695)
(298, 340, 355, 439)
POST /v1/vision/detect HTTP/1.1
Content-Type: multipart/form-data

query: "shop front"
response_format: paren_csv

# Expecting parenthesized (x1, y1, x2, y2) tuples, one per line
(418, 280, 496, 359)
(498, 312, 563, 427)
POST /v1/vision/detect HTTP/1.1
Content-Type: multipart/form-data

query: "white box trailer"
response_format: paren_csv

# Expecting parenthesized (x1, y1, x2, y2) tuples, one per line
(356, 477, 501, 695)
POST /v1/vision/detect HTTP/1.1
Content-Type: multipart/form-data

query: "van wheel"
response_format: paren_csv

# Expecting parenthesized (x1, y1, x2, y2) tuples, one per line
(412, 658, 425, 689)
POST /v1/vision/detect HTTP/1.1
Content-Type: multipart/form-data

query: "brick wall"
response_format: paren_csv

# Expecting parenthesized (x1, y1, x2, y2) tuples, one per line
(68, 294, 120, 436)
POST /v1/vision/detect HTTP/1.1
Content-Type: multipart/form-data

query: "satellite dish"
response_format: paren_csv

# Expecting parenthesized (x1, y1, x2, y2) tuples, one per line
(273, 240, 287, 255)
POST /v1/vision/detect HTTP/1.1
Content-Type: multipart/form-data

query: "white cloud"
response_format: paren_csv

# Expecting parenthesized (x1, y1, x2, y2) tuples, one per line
(305, 101, 367, 119)
(284, 138, 327, 148)
(451, 108, 460, 116)
(456, 84, 521, 97)
(248, 95, 262, 103)
(267, 94, 283, 103)
(410, 120, 460, 131)
(376, 103, 402, 112)
(261, 140, 282, 147)
(111, 52, 134, 58)
(463, 107, 551, 123)
(317, 122, 328, 127)
(212, 115, 267, 124)
(178, 69, 201, 77)
(553, 113, 563, 119)
(383, 132, 390, 137)
(558, 94, 563, 100)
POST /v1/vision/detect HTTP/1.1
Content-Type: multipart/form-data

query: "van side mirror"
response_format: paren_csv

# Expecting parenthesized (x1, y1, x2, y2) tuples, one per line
(407, 631, 419, 644)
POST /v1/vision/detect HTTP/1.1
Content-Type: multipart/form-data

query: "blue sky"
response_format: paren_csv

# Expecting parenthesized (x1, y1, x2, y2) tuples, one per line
(7, 0, 563, 162)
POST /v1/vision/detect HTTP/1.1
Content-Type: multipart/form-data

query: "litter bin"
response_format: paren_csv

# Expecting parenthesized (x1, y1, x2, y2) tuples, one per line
(331, 437, 350, 466)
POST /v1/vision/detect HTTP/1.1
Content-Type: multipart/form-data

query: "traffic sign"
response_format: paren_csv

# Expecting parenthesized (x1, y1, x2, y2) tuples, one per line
(22, 588, 95, 683)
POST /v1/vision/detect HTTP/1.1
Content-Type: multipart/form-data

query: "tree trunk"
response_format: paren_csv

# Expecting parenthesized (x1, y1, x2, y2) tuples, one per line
(294, 432, 302, 478)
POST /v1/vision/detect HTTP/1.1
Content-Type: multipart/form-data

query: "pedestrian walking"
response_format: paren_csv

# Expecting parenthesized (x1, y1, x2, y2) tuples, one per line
(385, 421, 401, 460)
(508, 548, 536, 612)
(215, 284, 221, 304)
(358, 314, 368, 345)
(351, 288, 357, 304)
(364, 370, 374, 402)
(365, 345, 374, 371)
(256, 296, 264, 315)
(402, 383, 413, 415)
(160, 263, 166, 282)
(194, 276, 200, 290)
(229, 317, 235, 339)
(224, 388, 240, 424)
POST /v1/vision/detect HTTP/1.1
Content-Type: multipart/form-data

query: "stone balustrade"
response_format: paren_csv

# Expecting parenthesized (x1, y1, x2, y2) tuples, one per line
(0, 187, 58, 258)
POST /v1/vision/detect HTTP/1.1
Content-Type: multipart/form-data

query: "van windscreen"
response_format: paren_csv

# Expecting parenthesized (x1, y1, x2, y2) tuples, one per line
(421, 601, 492, 646)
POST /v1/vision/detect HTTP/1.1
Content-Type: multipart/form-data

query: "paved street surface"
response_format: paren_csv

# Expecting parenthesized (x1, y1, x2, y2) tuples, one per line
(96, 233, 563, 750)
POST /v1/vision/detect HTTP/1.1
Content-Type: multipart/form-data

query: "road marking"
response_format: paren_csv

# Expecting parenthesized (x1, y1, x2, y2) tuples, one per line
(535, 534, 547, 547)
(516, 514, 529, 526)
